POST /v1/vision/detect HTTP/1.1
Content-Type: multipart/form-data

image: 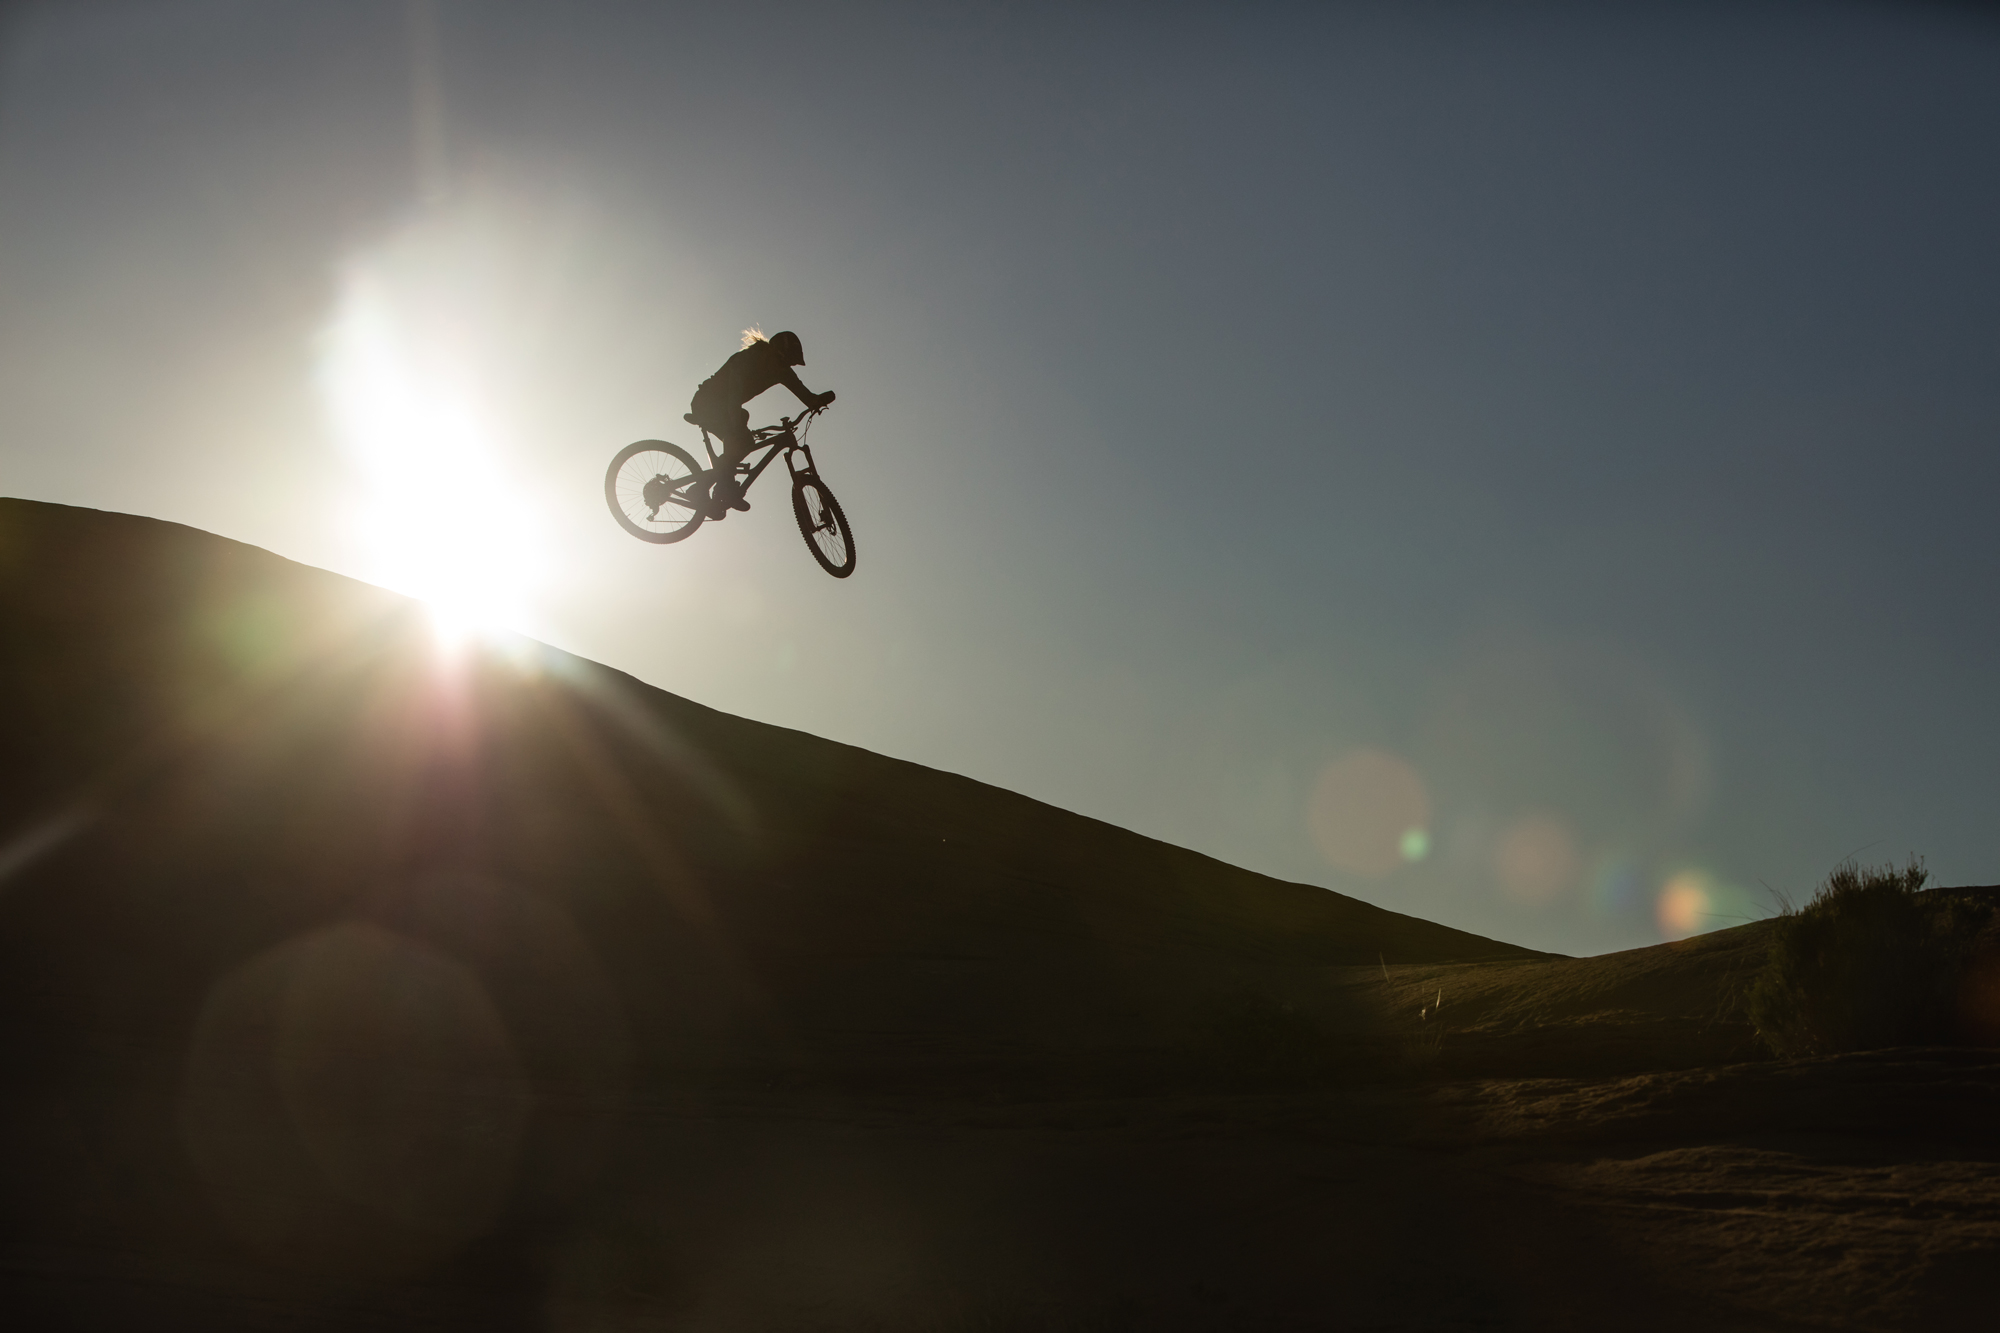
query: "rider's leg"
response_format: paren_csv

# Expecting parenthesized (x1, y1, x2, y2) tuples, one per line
(709, 410, 754, 511)
(717, 409, 752, 466)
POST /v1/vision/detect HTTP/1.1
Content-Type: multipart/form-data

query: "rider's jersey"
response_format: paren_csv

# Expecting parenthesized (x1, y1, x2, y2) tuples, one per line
(693, 341, 812, 412)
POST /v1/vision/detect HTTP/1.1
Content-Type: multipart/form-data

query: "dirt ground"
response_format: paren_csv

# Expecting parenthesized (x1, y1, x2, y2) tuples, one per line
(7, 1047, 1997, 1330)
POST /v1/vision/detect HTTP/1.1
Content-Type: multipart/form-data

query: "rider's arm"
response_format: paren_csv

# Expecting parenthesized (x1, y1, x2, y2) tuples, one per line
(777, 365, 834, 409)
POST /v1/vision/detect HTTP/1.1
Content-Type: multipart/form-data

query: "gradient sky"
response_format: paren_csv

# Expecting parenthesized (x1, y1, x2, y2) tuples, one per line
(4, 0, 1997, 955)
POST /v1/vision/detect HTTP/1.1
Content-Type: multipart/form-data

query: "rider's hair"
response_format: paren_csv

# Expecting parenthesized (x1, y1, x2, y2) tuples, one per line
(740, 326, 768, 349)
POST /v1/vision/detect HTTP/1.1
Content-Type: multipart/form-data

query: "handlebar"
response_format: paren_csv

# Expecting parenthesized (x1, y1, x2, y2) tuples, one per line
(781, 396, 835, 430)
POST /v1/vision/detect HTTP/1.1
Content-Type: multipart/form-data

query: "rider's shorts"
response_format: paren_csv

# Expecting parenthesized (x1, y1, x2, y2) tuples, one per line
(688, 391, 752, 452)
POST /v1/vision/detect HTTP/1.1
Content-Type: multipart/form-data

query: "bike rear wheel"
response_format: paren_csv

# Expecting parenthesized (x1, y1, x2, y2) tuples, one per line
(607, 440, 705, 543)
(791, 475, 856, 578)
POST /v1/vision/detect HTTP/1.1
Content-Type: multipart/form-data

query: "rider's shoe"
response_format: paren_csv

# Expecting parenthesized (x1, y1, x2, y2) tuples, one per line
(711, 476, 750, 512)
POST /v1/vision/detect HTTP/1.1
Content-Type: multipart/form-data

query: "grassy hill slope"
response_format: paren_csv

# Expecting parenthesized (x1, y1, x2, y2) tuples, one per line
(3, 497, 1991, 1331)
(0, 497, 1540, 1081)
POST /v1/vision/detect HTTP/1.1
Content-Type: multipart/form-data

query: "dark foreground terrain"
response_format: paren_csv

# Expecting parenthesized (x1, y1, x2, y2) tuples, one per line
(2, 499, 1995, 1330)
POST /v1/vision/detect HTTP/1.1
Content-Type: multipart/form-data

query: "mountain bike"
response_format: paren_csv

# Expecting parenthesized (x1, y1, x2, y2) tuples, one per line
(604, 402, 856, 578)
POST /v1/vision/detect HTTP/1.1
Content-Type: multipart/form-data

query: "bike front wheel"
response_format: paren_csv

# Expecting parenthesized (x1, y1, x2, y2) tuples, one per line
(606, 440, 705, 543)
(791, 475, 856, 578)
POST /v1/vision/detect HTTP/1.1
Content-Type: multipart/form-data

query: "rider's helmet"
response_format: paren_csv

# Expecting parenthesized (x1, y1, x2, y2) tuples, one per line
(770, 330, 804, 366)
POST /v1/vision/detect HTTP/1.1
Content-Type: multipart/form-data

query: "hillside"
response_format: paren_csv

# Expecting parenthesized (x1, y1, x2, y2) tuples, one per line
(0, 499, 1537, 1070)
(1, 498, 1993, 1331)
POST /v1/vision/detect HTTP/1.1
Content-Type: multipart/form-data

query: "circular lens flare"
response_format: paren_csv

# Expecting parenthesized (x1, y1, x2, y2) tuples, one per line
(1306, 749, 1431, 878)
(1657, 870, 1713, 939)
(1493, 814, 1581, 907)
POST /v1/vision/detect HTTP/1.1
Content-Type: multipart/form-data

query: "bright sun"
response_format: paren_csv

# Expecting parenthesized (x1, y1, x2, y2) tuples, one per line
(318, 235, 548, 645)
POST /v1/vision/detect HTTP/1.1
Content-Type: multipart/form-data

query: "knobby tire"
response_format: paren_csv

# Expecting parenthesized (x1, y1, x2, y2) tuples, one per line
(791, 475, 856, 578)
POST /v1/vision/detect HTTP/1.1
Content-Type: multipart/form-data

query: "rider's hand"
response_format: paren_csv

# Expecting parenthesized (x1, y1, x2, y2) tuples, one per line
(815, 390, 836, 409)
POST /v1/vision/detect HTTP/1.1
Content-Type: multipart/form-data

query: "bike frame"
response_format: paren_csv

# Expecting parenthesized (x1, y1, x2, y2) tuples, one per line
(691, 405, 828, 502)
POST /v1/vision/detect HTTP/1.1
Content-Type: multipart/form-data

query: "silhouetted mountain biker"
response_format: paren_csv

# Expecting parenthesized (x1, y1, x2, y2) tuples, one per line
(689, 329, 835, 512)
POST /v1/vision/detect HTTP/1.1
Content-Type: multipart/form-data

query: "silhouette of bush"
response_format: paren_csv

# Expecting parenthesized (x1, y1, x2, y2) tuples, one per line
(1746, 860, 1999, 1056)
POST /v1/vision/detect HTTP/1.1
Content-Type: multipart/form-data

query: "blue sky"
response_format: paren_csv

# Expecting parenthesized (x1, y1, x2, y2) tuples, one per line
(4, 0, 1997, 954)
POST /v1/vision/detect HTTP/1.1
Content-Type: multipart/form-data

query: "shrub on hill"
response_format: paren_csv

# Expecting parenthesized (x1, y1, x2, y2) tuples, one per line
(1746, 860, 2000, 1056)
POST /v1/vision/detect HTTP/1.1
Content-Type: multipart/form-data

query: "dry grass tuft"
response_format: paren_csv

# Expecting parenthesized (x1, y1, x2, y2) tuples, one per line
(1745, 859, 1999, 1056)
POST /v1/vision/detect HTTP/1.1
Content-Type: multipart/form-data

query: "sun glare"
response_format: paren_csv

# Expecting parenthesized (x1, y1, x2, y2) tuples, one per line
(318, 237, 548, 647)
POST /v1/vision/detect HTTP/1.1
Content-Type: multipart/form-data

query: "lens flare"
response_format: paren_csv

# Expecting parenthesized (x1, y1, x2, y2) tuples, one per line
(1306, 749, 1431, 878)
(1587, 853, 1645, 918)
(1656, 871, 1711, 938)
(318, 238, 548, 645)
(179, 922, 531, 1274)
(1493, 814, 1581, 907)
(1656, 867, 1759, 940)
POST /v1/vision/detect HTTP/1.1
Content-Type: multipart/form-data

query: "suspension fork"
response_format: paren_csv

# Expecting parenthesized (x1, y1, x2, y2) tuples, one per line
(783, 440, 819, 482)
